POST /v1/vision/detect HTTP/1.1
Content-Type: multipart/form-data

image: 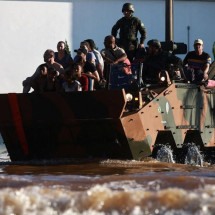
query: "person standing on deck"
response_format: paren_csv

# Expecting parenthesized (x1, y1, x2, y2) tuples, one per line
(111, 3, 147, 62)
(54, 41, 74, 73)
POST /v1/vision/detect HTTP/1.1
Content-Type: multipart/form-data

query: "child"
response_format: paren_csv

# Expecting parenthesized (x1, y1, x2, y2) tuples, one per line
(62, 64, 82, 92)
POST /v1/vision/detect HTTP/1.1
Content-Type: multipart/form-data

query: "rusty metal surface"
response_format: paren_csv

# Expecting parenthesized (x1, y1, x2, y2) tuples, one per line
(0, 90, 134, 161)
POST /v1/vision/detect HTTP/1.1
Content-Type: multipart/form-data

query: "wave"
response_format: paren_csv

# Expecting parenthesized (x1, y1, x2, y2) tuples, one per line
(0, 182, 215, 215)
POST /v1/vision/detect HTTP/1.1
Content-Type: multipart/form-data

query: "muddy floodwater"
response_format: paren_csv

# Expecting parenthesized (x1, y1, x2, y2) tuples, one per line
(1, 140, 215, 215)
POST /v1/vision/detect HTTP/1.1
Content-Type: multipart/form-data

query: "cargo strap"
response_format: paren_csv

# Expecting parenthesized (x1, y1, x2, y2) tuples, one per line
(8, 93, 29, 155)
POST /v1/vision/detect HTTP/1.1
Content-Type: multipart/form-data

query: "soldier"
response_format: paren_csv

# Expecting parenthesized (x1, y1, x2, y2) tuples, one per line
(111, 3, 147, 62)
(143, 39, 183, 84)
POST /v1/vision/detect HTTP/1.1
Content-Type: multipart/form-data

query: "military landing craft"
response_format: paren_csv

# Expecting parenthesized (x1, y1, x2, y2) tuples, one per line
(0, 66, 215, 164)
(0, 0, 215, 164)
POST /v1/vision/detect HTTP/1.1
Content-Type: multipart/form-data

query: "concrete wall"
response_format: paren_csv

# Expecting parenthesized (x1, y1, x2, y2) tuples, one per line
(0, 0, 214, 93)
(0, 0, 72, 93)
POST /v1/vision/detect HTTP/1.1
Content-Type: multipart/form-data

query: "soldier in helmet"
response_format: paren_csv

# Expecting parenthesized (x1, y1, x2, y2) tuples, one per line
(111, 3, 147, 63)
(143, 39, 183, 84)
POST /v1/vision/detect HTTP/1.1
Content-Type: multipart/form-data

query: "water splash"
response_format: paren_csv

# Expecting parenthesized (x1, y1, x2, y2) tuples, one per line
(156, 145, 175, 163)
(185, 143, 203, 166)
(1, 184, 215, 215)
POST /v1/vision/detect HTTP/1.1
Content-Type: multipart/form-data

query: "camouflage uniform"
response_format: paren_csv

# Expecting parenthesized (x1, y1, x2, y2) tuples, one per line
(111, 4, 146, 62)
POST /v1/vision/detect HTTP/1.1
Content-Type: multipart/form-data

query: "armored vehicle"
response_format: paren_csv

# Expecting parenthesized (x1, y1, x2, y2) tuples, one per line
(0, 61, 215, 164)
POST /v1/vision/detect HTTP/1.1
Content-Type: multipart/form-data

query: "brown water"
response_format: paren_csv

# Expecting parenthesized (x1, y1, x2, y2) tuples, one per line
(0, 133, 215, 215)
(1, 145, 215, 215)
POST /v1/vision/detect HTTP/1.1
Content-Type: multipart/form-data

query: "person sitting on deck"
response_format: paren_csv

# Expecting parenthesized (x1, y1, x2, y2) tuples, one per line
(31, 66, 62, 93)
(142, 39, 183, 84)
(62, 63, 84, 92)
(101, 35, 128, 73)
(80, 41, 97, 66)
(22, 49, 64, 93)
(84, 39, 105, 80)
(74, 41, 97, 67)
(100, 35, 132, 89)
(183, 39, 211, 83)
(62, 74, 82, 92)
(73, 63, 89, 91)
(30, 63, 48, 93)
(74, 48, 100, 91)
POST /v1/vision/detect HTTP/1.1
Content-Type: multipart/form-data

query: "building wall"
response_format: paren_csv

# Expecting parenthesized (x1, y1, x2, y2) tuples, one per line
(0, 0, 214, 93)
(0, 0, 72, 93)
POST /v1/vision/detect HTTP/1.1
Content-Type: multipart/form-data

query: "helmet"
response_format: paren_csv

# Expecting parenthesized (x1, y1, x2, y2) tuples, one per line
(147, 39, 161, 49)
(122, 3, 135, 13)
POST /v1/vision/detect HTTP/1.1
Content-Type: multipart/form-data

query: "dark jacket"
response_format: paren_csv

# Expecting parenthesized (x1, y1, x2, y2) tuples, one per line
(143, 50, 182, 82)
(111, 16, 146, 44)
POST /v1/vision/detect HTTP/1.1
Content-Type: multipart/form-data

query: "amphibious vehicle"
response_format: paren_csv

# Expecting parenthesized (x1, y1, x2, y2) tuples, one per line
(0, 61, 215, 164)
